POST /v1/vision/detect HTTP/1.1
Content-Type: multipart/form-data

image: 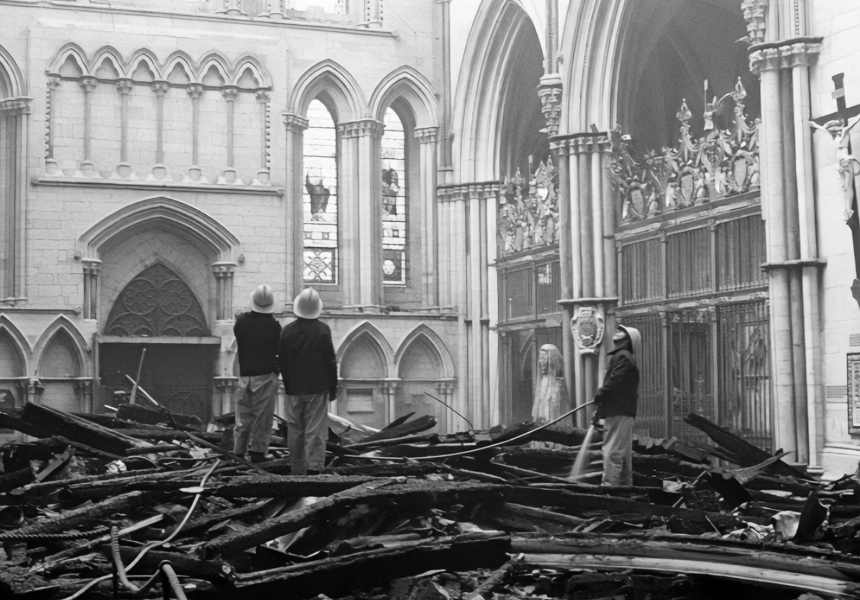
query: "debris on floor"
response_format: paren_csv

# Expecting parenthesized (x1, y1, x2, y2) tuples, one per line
(1, 402, 859, 599)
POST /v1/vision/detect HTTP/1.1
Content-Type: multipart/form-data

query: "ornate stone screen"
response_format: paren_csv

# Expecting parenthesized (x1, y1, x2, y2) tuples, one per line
(303, 100, 338, 284)
(381, 108, 407, 284)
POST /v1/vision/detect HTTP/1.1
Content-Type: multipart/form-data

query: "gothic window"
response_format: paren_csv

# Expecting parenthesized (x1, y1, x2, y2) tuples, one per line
(0, 55, 26, 301)
(303, 99, 338, 284)
(105, 263, 209, 337)
(381, 108, 407, 284)
(40, 332, 81, 378)
(0, 330, 23, 377)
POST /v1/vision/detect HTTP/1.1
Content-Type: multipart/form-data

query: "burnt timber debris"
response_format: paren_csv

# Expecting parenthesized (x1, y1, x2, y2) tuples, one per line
(1, 403, 860, 599)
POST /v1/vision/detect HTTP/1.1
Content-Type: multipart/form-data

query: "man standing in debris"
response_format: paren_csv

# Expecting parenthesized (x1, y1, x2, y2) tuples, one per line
(279, 287, 338, 475)
(592, 324, 641, 487)
(233, 284, 282, 463)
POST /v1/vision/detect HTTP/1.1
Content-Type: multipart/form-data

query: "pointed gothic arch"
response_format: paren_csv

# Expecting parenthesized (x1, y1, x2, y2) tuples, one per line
(291, 59, 365, 123)
(47, 43, 90, 77)
(370, 67, 438, 130)
(395, 325, 455, 379)
(79, 195, 241, 263)
(452, 0, 545, 181)
(0, 315, 30, 376)
(32, 316, 91, 378)
(91, 47, 129, 79)
(230, 55, 272, 89)
(0, 44, 26, 97)
(336, 321, 393, 378)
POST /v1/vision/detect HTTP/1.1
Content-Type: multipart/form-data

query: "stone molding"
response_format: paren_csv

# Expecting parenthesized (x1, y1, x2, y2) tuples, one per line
(414, 126, 439, 144)
(0, 97, 31, 114)
(749, 39, 823, 73)
(742, 0, 769, 45)
(338, 119, 384, 138)
(537, 77, 563, 138)
(283, 113, 310, 132)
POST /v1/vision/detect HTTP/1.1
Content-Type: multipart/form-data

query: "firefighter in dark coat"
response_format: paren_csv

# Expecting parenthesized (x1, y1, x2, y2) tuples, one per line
(592, 324, 641, 486)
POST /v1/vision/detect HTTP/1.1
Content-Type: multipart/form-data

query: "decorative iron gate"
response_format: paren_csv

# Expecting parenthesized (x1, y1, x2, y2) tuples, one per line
(718, 301, 772, 451)
(619, 313, 665, 438)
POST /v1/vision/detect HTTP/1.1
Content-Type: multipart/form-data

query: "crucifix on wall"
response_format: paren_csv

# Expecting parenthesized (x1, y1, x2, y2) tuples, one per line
(811, 74, 860, 307)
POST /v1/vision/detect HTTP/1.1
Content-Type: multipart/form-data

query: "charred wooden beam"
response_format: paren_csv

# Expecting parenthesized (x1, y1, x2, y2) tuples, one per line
(199, 480, 509, 557)
(356, 415, 437, 444)
(464, 554, 522, 600)
(0, 467, 35, 494)
(21, 402, 148, 455)
(7, 490, 151, 537)
(683, 413, 806, 478)
(230, 532, 510, 600)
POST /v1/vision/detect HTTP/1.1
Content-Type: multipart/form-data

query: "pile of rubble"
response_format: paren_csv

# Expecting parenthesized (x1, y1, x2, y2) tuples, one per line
(1, 401, 859, 599)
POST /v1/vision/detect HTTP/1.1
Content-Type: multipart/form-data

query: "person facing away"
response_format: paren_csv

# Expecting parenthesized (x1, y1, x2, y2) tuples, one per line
(592, 324, 641, 487)
(233, 284, 282, 463)
(278, 287, 338, 475)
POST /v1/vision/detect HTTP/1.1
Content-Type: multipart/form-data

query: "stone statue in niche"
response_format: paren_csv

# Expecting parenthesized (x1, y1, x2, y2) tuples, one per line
(532, 344, 569, 423)
(810, 114, 860, 222)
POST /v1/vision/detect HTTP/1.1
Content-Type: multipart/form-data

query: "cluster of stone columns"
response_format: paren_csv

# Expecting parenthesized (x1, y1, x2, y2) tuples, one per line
(551, 133, 619, 427)
(284, 113, 439, 312)
(747, 0, 824, 470)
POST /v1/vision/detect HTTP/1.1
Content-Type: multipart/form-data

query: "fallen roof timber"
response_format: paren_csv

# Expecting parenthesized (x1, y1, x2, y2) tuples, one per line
(513, 536, 860, 597)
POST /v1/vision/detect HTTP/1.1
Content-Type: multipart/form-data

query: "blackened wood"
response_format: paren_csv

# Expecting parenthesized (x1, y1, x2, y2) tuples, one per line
(205, 475, 380, 498)
(502, 503, 585, 526)
(111, 546, 233, 585)
(9, 490, 149, 537)
(22, 402, 148, 455)
(353, 414, 437, 444)
(0, 467, 35, 493)
(344, 433, 439, 450)
(325, 463, 441, 478)
(200, 480, 509, 557)
(683, 413, 806, 478)
(116, 403, 203, 430)
(230, 532, 510, 600)
(464, 554, 522, 600)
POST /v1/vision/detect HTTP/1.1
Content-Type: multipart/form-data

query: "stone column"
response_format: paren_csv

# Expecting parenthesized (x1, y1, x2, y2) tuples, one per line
(436, 380, 457, 432)
(223, 87, 238, 182)
(266, 0, 284, 19)
(284, 114, 309, 305)
(415, 127, 439, 306)
(82, 259, 102, 321)
(363, 0, 382, 27)
(383, 379, 400, 422)
(339, 119, 384, 309)
(213, 262, 237, 321)
(115, 79, 133, 177)
(256, 91, 270, 184)
(222, 0, 246, 16)
(73, 380, 93, 413)
(152, 82, 168, 169)
(187, 85, 203, 167)
(436, 0, 453, 168)
(80, 77, 97, 175)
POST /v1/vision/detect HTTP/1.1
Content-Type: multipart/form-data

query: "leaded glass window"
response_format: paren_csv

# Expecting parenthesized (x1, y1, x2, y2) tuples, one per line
(381, 108, 407, 284)
(303, 100, 338, 284)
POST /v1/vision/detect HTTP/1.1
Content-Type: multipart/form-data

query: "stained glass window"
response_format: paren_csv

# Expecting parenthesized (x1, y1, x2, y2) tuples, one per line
(303, 99, 338, 284)
(381, 108, 407, 285)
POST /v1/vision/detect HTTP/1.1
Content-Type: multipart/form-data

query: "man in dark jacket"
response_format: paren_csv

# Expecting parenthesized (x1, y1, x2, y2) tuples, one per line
(278, 287, 338, 475)
(233, 284, 282, 463)
(592, 324, 641, 486)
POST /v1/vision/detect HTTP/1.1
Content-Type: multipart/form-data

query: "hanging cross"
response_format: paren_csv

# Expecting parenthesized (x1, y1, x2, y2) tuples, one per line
(834, 73, 850, 123)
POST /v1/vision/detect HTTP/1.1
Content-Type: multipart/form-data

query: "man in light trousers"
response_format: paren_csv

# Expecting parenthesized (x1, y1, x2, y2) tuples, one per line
(278, 287, 338, 475)
(592, 324, 641, 487)
(233, 284, 282, 463)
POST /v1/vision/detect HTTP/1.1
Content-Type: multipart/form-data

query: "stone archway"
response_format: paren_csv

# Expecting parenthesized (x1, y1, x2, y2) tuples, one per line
(99, 263, 218, 419)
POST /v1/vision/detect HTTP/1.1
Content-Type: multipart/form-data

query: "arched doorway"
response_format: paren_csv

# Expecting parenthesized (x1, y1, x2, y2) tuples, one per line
(337, 329, 391, 429)
(99, 263, 218, 419)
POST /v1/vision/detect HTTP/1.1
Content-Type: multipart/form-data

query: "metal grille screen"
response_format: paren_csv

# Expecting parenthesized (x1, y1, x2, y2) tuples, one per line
(621, 238, 663, 303)
(717, 300, 772, 451)
(716, 216, 767, 291)
(667, 228, 711, 297)
(505, 268, 533, 319)
(619, 313, 666, 438)
(536, 262, 561, 315)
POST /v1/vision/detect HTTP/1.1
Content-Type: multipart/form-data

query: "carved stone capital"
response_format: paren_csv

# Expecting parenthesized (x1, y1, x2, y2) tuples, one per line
(338, 119, 384, 139)
(186, 84, 204, 99)
(212, 261, 237, 278)
(435, 380, 455, 394)
(151, 81, 169, 96)
(283, 113, 310, 132)
(437, 186, 465, 203)
(0, 97, 32, 114)
(82, 258, 103, 276)
(467, 182, 500, 200)
(222, 87, 239, 102)
(80, 77, 97, 93)
(214, 376, 239, 393)
(749, 40, 822, 73)
(255, 90, 270, 103)
(414, 126, 439, 144)
(47, 78, 62, 91)
(73, 380, 93, 394)
(115, 79, 134, 95)
(537, 78, 563, 138)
